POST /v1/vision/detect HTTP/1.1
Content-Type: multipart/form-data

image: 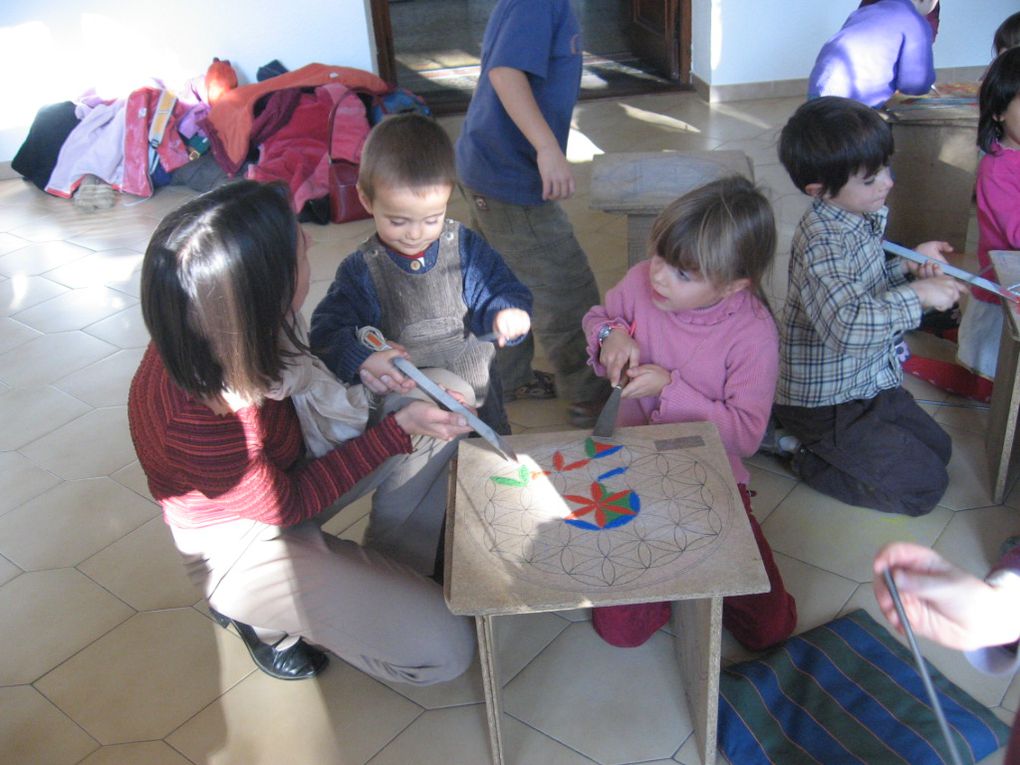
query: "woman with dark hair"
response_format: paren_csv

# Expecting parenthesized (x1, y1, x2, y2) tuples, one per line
(128, 180, 475, 684)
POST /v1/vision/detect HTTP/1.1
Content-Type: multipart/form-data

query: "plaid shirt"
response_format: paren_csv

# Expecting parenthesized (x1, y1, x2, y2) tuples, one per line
(776, 200, 921, 407)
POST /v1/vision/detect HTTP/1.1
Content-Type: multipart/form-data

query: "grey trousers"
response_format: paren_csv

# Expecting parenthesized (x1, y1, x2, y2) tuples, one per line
(461, 185, 608, 405)
(170, 371, 475, 685)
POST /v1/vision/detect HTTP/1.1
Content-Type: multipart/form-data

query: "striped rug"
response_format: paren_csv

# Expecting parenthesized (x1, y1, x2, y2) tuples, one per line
(718, 609, 1010, 764)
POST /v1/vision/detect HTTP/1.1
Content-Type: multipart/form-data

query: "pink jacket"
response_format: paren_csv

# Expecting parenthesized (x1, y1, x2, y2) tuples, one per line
(583, 261, 779, 485)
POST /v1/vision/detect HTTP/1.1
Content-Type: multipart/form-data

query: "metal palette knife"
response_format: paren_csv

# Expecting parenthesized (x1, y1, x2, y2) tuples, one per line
(357, 326, 518, 462)
(592, 362, 628, 438)
(882, 568, 965, 765)
(883, 240, 1020, 304)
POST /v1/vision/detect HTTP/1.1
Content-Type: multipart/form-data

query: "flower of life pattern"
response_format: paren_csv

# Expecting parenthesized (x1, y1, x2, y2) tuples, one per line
(482, 438, 731, 591)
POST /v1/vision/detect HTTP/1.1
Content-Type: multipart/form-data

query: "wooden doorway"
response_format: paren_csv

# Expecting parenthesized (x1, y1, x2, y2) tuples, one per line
(370, 0, 692, 113)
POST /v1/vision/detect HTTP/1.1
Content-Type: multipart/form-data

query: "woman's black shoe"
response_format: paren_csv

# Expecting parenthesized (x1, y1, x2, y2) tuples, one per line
(209, 608, 328, 681)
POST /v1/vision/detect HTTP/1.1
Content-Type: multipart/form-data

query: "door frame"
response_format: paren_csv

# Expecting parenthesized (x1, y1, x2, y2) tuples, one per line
(369, 0, 692, 91)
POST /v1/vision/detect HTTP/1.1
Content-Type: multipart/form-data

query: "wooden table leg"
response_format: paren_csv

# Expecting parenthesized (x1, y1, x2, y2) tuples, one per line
(673, 597, 722, 765)
(987, 312, 1020, 503)
(476, 615, 505, 765)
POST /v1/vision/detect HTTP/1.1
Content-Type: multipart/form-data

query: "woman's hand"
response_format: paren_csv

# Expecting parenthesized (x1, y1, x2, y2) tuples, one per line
(620, 364, 670, 399)
(492, 308, 531, 347)
(873, 542, 1020, 651)
(358, 346, 416, 395)
(393, 400, 473, 441)
(599, 330, 641, 387)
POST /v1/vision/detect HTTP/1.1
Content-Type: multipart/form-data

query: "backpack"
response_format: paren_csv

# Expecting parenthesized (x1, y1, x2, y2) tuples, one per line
(368, 87, 431, 126)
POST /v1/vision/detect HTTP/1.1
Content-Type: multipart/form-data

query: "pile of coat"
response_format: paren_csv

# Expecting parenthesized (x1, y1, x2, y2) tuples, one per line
(12, 61, 402, 217)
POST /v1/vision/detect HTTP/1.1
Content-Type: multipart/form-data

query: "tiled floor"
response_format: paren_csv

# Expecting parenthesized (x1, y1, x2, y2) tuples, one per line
(1, 91, 1017, 764)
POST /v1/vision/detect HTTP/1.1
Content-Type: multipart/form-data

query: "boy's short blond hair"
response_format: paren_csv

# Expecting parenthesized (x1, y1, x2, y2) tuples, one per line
(357, 113, 458, 201)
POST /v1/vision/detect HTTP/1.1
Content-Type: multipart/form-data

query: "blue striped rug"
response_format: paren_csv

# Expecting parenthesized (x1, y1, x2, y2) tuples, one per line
(718, 609, 1010, 764)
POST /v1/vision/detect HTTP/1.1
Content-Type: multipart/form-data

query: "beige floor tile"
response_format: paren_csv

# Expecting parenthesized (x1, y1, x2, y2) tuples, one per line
(382, 610, 569, 710)
(43, 248, 144, 290)
(371, 705, 597, 765)
(0, 231, 30, 255)
(932, 506, 1020, 577)
(1004, 672, 1020, 715)
(675, 732, 717, 764)
(110, 459, 154, 500)
(36, 609, 254, 744)
(78, 516, 198, 611)
(20, 406, 134, 479)
(763, 483, 953, 582)
(942, 423, 998, 510)
(0, 450, 61, 517)
(0, 273, 68, 315)
(66, 216, 161, 252)
(504, 622, 691, 764)
(0, 477, 157, 570)
(0, 554, 19, 587)
(13, 284, 135, 333)
(167, 655, 422, 765)
(78, 741, 194, 765)
(83, 302, 150, 348)
(0, 315, 40, 353)
(0, 239, 92, 276)
(53, 347, 145, 408)
(933, 396, 991, 435)
(745, 463, 797, 523)
(0, 384, 91, 450)
(0, 685, 99, 765)
(773, 552, 857, 635)
(0, 329, 117, 387)
(0, 568, 133, 684)
(306, 237, 348, 282)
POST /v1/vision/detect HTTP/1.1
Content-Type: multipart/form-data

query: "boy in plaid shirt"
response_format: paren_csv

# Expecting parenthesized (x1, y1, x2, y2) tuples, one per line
(773, 97, 962, 516)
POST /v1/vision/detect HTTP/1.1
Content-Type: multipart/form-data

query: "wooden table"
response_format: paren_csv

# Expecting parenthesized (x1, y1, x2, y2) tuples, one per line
(444, 422, 769, 765)
(987, 251, 1020, 502)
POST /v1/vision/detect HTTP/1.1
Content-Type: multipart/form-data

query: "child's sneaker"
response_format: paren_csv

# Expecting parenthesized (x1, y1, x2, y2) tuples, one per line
(758, 419, 801, 457)
(505, 370, 556, 401)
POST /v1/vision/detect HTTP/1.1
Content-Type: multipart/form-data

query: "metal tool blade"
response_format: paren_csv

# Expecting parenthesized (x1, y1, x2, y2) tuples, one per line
(882, 568, 964, 765)
(592, 363, 628, 438)
(391, 357, 518, 462)
(592, 387, 623, 438)
(883, 240, 1020, 304)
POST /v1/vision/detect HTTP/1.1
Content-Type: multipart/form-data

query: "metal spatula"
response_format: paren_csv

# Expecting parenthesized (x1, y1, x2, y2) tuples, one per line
(592, 363, 628, 438)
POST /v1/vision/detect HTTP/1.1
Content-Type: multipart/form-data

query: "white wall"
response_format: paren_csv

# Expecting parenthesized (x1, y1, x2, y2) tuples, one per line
(692, 0, 1016, 86)
(0, 0, 374, 160)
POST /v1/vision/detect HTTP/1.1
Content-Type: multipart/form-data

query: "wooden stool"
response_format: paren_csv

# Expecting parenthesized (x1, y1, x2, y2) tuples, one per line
(444, 422, 769, 765)
(589, 151, 754, 267)
(987, 251, 1020, 502)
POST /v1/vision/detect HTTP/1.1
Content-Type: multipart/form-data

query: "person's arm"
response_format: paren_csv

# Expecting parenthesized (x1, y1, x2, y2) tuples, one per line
(488, 66, 574, 200)
(651, 306, 778, 460)
(459, 225, 533, 336)
(893, 13, 936, 96)
(582, 266, 641, 386)
(873, 542, 1020, 652)
(309, 252, 381, 383)
(167, 410, 411, 528)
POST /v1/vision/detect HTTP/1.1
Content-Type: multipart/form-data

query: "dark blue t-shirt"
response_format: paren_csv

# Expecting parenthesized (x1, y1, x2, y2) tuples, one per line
(455, 0, 582, 205)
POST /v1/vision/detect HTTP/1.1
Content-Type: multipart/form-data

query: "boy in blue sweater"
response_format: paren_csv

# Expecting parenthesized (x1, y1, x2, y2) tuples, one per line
(310, 114, 532, 435)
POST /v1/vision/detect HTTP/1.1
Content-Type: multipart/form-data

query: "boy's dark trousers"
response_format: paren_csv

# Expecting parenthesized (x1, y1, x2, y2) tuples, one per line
(774, 386, 951, 516)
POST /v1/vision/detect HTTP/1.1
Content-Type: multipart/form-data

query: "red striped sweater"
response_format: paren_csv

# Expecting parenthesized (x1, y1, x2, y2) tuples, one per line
(128, 344, 412, 529)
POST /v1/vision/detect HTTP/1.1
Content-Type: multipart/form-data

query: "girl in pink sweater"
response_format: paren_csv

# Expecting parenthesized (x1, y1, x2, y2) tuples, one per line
(582, 176, 797, 651)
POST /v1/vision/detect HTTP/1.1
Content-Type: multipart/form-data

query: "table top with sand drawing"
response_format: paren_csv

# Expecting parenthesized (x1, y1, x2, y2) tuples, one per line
(444, 422, 769, 617)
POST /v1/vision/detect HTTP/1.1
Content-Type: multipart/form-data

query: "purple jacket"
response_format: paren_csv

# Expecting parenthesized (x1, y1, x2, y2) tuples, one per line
(808, 0, 936, 107)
